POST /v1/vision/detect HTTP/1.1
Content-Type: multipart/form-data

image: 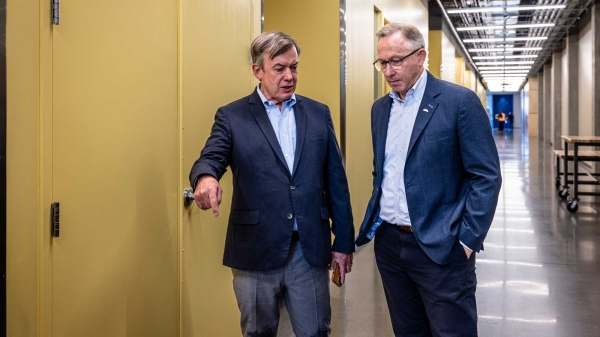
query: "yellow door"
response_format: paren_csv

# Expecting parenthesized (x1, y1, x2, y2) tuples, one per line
(51, 1, 180, 336)
(180, 1, 255, 335)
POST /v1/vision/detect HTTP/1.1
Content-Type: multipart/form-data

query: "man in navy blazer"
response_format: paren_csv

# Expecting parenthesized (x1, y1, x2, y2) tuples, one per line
(189, 31, 354, 337)
(356, 24, 501, 336)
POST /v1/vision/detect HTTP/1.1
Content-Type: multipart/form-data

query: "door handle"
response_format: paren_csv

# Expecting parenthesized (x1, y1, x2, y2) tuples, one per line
(183, 188, 195, 207)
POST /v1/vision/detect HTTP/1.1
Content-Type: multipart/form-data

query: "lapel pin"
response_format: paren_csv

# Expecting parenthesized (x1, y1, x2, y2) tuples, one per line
(423, 108, 429, 112)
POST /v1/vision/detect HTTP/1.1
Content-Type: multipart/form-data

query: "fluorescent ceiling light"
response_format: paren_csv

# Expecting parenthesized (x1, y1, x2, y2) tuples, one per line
(487, 85, 523, 87)
(447, 7, 504, 14)
(506, 47, 543, 51)
(473, 55, 538, 60)
(506, 23, 555, 29)
(483, 75, 529, 78)
(464, 37, 547, 43)
(505, 37, 548, 41)
(484, 75, 527, 78)
(469, 47, 542, 52)
(447, 5, 565, 14)
(485, 79, 525, 82)
(469, 48, 505, 52)
(458, 23, 554, 31)
(457, 25, 504, 31)
(480, 70, 530, 74)
(512, 5, 566, 12)
(464, 38, 504, 43)
(478, 66, 531, 70)
(475, 61, 535, 65)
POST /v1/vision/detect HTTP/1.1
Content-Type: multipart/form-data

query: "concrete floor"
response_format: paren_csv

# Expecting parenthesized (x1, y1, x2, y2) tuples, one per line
(279, 130, 600, 336)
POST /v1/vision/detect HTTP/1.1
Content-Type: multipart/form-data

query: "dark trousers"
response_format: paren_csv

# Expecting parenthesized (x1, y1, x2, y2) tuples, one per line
(498, 121, 505, 131)
(374, 222, 478, 337)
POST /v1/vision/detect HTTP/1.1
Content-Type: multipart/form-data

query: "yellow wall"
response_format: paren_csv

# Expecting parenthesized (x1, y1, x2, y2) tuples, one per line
(8, 0, 256, 336)
(464, 69, 472, 90)
(7, 1, 41, 336)
(428, 30, 442, 78)
(527, 77, 539, 137)
(476, 80, 487, 109)
(264, 0, 341, 135)
(455, 51, 465, 86)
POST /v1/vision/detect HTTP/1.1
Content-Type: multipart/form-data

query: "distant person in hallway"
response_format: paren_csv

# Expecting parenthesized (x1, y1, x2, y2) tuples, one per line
(356, 23, 502, 337)
(507, 111, 514, 130)
(495, 110, 506, 131)
(189, 31, 354, 337)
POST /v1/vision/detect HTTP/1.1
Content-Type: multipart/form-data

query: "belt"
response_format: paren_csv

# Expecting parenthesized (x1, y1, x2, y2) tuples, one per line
(383, 221, 413, 234)
(292, 231, 300, 241)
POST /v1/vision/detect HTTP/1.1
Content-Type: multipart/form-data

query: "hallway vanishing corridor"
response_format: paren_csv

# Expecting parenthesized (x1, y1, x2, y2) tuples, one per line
(323, 131, 600, 337)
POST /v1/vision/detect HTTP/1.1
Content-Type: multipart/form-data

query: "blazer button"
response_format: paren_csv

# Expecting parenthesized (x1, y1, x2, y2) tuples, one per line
(291, 185, 296, 190)
(287, 213, 293, 220)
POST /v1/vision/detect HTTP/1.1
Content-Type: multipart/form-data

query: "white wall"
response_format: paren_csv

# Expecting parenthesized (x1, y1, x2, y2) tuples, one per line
(486, 92, 493, 123)
(441, 31, 455, 83)
(561, 47, 569, 140)
(521, 82, 529, 132)
(578, 24, 593, 136)
(551, 55, 555, 139)
(513, 93, 522, 128)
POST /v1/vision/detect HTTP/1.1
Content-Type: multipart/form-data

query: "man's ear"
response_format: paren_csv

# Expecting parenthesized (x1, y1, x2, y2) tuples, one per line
(252, 64, 263, 81)
(418, 49, 428, 65)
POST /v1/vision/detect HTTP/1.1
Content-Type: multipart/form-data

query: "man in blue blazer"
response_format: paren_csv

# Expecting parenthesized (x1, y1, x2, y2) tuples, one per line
(356, 24, 501, 336)
(190, 31, 354, 337)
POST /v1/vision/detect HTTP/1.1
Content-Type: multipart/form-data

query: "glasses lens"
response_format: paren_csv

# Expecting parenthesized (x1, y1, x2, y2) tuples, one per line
(374, 61, 382, 71)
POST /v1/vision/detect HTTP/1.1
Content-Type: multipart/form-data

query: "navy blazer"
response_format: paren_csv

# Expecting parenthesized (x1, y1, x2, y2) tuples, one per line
(356, 72, 502, 265)
(190, 89, 354, 271)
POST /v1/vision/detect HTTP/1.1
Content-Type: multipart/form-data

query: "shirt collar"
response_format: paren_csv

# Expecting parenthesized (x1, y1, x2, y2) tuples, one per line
(389, 69, 428, 102)
(256, 84, 297, 108)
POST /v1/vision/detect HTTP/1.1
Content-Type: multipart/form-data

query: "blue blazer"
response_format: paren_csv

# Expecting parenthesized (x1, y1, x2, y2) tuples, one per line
(190, 89, 354, 271)
(355, 72, 502, 265)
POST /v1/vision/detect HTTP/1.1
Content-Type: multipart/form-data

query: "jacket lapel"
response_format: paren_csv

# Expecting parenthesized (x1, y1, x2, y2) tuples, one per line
(376, 95, 393, 184)
(406, 72, 440, 159)
(291, 97, 306, 178)
(248, 89, 290, 176)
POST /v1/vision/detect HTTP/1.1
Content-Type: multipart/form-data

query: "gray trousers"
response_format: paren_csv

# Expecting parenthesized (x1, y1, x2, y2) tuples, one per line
(232, 237, 331, 337)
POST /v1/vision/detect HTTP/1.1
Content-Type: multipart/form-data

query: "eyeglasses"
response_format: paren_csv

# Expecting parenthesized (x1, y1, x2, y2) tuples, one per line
(373, 47, 423, 71)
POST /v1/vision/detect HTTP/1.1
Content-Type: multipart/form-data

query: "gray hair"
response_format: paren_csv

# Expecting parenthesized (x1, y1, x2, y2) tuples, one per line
(376, 23, 425, 50)
(251, 31, 301, 69)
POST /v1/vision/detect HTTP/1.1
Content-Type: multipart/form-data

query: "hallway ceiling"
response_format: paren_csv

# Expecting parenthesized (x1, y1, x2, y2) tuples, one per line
(437, 0, 592, 92)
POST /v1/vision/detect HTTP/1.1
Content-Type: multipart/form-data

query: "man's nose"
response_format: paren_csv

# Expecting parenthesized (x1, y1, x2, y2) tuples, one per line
(282, 68, 294, 80)
(383, 65, 396, 77)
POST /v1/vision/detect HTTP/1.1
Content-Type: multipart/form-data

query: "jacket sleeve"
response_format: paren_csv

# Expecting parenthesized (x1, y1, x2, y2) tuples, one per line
(457, 90, 502, 252)
(324, 107, 355, 254)
(188, 108, 232, 188)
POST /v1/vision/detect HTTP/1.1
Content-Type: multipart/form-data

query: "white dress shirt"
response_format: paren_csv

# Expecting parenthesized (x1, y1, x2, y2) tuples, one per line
(379, 69, 427, 226)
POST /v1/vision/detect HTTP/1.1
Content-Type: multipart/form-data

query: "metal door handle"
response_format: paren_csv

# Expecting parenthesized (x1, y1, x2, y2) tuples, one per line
(184, 188, 195, 207)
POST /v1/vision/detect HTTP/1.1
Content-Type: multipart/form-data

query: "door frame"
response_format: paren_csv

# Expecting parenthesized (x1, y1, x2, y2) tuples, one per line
(1, 0, 7, 334)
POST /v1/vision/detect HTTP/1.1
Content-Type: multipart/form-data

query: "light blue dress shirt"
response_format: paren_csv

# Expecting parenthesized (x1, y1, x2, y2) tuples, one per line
(256, 85, 299, 231)
(379, 69, 428, 227)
